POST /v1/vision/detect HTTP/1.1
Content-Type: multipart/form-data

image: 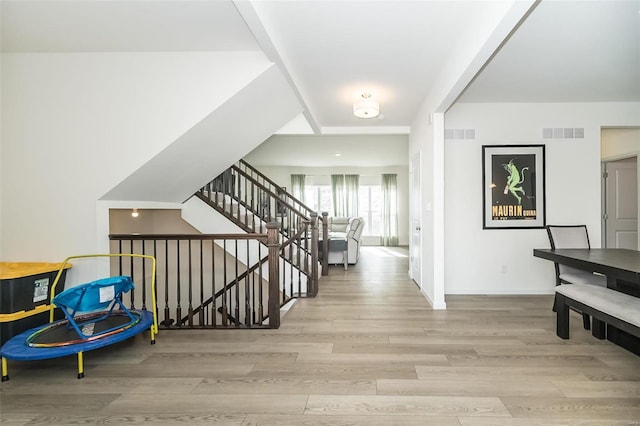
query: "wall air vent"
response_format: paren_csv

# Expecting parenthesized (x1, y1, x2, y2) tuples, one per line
(465, 129, 476, 140)
(444, 129, 476, 140)
(542, 128, 585, 139)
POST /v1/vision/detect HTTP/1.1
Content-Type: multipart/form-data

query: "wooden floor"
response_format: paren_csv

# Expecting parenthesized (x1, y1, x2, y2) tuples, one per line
(2, 246, 639, 425)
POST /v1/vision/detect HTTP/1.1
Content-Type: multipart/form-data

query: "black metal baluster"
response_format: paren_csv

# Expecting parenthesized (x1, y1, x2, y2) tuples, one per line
(245, 239, 251, 326)
(289, 240, 294, 298)
(222, 240, 228, 326)
(176, 239, 182, 327)
(153, 239, 158, 318)
(211, 239, 218, 327)
(164, 239, 170, 327)
(118, 241, 124, 275)
(297, 234, 302, 297)
(188, 240, 193, 327)
(199, 240, 204, 327)
(129, 248, 135, 309)
(258, 243, 264, 323)
(234, 241, 240, 325)
(141, 240, 147, 310)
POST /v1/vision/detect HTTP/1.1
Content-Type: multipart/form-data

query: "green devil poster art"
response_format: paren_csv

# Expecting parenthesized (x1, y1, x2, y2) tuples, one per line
(491, 154, 537, 221)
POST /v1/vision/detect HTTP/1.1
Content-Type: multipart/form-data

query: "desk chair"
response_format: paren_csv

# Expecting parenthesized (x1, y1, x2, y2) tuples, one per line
(546, 225, 607, 330)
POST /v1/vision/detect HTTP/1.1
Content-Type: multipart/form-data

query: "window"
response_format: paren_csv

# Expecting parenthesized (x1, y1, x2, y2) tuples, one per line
(304, 185, 332, 214)
(306, 181, 383, 238)
(358, 185, 382, 236)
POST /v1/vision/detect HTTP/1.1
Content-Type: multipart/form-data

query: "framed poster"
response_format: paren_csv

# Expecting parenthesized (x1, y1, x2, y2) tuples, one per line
(482, 144, 545, 229)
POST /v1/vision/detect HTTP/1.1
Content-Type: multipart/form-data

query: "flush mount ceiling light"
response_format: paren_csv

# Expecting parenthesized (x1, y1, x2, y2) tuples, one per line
(353, 93, 380, 119)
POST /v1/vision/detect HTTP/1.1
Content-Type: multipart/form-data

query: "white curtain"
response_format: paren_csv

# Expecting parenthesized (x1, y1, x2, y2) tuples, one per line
(382, 174, 399, 246)
(290, 174, 305, 201)
(345, 174, 359, 217)
(331, 174, 346, 216)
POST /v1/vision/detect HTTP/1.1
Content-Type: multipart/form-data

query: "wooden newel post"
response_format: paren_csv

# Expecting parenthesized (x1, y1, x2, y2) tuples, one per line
(321, 212, 329, 276)
(310, 212, 319, 297)
(266, 222, 281, 328)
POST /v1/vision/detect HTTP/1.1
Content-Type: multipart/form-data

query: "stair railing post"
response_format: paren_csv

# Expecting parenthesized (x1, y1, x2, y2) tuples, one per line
(310, 212, 319, 297)
(266, 222, 281, 328)
(321, 212, 329, 276)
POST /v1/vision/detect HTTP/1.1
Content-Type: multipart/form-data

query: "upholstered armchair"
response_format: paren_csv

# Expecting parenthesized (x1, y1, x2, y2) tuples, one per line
(326, 217, 365, 265)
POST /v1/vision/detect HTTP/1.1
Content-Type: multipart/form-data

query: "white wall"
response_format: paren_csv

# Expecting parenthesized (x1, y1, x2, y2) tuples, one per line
(251, 164, 410, 246)
(0, 6, 3, 259)
(110, 208, 200, 235)
(1, 51, 273, 262)
(407, 1, 535, 309)
(444, 102, 640, 294)
(601, 128, 640, 159)
(408, 109, 437, 305)
(102, 64, 301, 202)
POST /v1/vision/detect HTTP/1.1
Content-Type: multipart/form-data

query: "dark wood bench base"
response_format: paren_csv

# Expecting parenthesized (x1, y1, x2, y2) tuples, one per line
(555, 292, 640, 342)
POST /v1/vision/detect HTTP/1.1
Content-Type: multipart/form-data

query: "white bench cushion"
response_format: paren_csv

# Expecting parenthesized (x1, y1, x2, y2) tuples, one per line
(556, 284, 640, 327)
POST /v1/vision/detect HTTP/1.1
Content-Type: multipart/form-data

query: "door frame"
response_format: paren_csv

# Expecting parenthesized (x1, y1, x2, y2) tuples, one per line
(601, 152, 640, 249)
(409, 150, 422, 289)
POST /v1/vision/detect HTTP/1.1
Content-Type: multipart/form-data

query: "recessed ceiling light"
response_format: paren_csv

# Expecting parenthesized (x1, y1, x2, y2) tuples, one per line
(334, 153, 341, 157)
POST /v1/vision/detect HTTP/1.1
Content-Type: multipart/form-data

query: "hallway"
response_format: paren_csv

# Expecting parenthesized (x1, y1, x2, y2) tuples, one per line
(1, 246, 639, 425)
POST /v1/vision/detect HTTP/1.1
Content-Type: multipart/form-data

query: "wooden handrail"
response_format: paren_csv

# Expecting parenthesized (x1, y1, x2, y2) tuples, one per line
(110, 233, 267, 241)
(229, 164, 309, 220)
(238, 159, 318, 217)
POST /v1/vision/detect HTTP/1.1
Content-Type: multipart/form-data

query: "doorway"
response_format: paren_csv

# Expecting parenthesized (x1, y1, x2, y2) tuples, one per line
(409, 151, 422, 288)
(602, 156, 638, 249)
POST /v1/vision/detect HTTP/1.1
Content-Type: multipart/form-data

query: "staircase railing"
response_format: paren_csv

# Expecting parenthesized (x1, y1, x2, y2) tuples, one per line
(196, 164, 320, 294)
(109, 225, 284, 329)
(237, 159, 320, 220)
(237, 159, 329, 275)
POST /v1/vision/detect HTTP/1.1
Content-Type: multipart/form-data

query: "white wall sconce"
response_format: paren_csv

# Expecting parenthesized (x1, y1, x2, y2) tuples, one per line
(131, 208, 139, 218)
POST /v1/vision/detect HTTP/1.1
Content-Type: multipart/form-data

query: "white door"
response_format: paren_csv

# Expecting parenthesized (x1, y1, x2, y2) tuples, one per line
(410, 152, 422, 287)
(604, 157, 638, 249)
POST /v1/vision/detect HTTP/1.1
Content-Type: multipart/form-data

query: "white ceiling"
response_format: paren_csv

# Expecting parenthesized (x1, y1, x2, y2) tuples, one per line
(458, 0, 640, 103)
(0, 0, 261, 52)
(244, 134, 410, 167)
(2, 0, 639, 136)
(250, 0, 491, 131)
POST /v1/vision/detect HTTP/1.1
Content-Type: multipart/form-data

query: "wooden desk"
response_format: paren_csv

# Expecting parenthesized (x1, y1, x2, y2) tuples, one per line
(534, 248, 640, 355)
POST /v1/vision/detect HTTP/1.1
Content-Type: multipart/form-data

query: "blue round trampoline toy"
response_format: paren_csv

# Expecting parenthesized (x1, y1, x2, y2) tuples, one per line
(1, 254, 158, 381)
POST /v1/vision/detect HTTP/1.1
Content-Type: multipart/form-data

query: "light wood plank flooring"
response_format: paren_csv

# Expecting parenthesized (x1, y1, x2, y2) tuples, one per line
(1, 246, 639, 425)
